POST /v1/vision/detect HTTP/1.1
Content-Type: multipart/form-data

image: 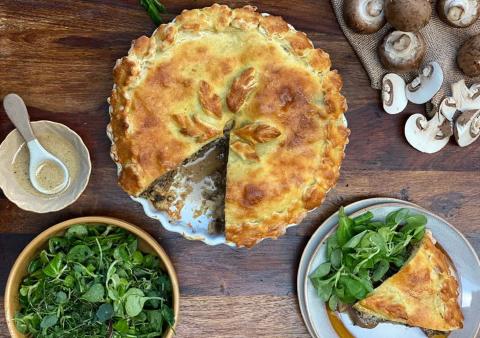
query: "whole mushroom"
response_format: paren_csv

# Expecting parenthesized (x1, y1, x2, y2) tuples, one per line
(438, 0, 480, 28)
(379, 31, 427, 72)
(344, 0, 386, 34)
(385, 0, 432, 32)
(458, 34, 480, 77)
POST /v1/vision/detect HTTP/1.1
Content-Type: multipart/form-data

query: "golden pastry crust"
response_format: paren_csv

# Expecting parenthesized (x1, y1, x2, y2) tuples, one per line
(354, 231, 464, 332)
(108, 4, 348, 247)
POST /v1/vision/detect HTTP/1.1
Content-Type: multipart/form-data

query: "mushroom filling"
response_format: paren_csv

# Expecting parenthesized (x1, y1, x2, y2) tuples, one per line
(347, 308, 450, 338)
(143, 137, 228, 234)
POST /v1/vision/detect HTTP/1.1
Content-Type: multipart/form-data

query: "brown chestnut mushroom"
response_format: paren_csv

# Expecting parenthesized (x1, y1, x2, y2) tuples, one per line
(458, 34, 480, 77)
(344, 0, 386, 34)
(385, 0, 432, 32)
(438, 0, 480, 28)
(379, 31, 426, 72)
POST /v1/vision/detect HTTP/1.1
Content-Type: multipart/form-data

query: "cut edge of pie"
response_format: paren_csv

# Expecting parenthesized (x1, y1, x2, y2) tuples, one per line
(107, 4, 349, 247)
(353, 230, 464, 332)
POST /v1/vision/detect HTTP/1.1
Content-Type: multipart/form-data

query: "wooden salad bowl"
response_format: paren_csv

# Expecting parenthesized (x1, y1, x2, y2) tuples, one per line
(4, 216, 180, 338)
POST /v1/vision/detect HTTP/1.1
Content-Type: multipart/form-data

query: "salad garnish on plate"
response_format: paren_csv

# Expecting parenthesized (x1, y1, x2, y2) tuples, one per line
(310, 207, 463, 335)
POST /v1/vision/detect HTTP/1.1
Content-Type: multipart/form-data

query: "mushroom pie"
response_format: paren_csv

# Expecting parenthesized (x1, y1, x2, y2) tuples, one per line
(108, 4, 349, 247)
(354, 231, 464, 334)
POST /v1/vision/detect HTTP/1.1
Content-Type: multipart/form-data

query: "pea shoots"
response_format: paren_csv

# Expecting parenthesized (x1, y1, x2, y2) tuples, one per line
(310, 208, 427, 311)
(15, 224, 174, 337)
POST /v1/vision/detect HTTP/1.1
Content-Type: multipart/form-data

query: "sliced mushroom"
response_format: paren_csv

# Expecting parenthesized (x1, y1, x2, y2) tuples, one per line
(458, 34, 480, 77)
(451, 79, 480, 112)
(454, 109, 480, 146)
(379, 31, 426, 72)
(405, 111, 453, 153)
(438, 0, 480, 28)
(344, 0, 386, 34)
(382, 73, 408, 114)
(406, 62, 444, 104)
(438, 96, 458, 121)
(385, 0, 432, 32)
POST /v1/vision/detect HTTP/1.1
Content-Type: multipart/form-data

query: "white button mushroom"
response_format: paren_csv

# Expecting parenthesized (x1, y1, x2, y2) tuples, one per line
(406, 62, 444, 104)
(438, 0, 480, 28)
(344, 0, 386, 34)
(382, 73, 408, 114)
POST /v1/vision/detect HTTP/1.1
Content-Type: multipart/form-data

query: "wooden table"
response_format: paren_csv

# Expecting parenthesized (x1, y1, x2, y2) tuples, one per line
(0, 1, 479, 337)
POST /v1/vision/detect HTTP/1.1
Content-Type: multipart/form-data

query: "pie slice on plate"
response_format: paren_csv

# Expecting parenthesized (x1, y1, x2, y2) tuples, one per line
(353, 230, 464, 333)
(108, 4, 349, 247)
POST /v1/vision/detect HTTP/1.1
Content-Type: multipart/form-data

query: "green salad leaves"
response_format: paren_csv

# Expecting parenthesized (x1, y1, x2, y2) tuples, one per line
(310, 208, 427, 311)
(15, 224, 174, 338)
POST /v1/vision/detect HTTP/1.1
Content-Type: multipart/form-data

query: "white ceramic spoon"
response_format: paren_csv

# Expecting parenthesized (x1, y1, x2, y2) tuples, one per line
(3, 93, 69, 195)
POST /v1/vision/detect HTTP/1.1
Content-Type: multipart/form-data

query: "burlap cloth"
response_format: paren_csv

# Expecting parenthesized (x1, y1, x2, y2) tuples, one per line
(331, 0, 480, 111)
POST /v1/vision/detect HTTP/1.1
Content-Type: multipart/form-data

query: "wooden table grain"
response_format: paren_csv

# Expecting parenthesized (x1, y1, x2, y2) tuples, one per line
(0, 1, 479, 337)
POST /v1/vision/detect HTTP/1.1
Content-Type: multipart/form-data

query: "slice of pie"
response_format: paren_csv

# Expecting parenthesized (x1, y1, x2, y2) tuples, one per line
(108, 4, 349, 247)
(353, 231, 464, 333)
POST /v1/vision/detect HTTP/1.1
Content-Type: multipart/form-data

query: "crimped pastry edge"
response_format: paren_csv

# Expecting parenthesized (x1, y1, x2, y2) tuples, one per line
(106, 4, 349, 247)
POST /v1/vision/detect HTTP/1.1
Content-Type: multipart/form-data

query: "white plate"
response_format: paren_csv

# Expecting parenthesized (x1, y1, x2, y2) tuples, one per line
(302, 202, 480, 338)
(297, 197, 420, 336)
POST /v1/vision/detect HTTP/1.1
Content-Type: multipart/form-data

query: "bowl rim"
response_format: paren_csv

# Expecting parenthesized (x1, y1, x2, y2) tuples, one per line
(0, 120, 92, 213)
(4, 216, 180, 338)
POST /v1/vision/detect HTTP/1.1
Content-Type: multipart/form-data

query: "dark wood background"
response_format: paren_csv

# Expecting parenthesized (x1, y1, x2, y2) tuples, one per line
(0, 1, 479, 337)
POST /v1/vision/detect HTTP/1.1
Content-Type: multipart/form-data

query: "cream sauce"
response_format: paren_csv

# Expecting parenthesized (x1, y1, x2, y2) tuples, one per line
(12, 133, 79, 197)
(35, 160, 65, 191)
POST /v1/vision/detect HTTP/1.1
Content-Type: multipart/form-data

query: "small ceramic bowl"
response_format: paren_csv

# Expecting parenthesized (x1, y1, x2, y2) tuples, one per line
(0, 120, 91, 213)
(4, 216, 180, 338)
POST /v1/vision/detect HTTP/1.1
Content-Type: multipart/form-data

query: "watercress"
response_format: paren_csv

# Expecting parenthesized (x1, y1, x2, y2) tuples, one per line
(310, 207, 427, 311)
(15, 224, 175, 337)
